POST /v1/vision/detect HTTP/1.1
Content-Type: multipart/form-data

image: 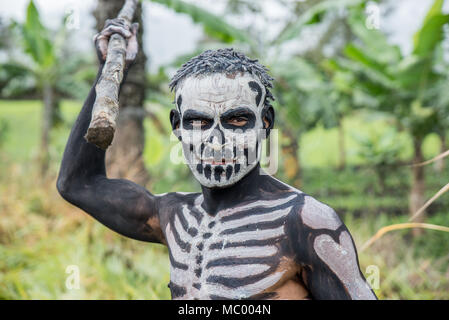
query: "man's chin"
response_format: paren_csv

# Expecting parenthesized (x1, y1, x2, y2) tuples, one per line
(194, 172, 243, 189)
(188, 161, 260, 189)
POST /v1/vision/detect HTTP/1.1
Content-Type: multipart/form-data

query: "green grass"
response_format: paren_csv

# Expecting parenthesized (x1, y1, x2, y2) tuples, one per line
(0, 100, 79, 163)
(301, 112, 442, 168)
(0, 99, 448, 299)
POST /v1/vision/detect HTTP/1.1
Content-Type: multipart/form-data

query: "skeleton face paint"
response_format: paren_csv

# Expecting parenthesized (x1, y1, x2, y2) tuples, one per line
(175, 72, 267, 188)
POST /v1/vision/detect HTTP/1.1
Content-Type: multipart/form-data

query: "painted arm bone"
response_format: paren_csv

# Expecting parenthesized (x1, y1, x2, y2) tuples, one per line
(297, 196, 377, 300)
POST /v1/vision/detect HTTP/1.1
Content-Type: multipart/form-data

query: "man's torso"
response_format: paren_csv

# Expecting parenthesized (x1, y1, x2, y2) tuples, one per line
(158, 185, 311, 300)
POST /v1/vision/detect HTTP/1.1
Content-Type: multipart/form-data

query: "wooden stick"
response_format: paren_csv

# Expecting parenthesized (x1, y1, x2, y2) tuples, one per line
(84, 0, 138, 150)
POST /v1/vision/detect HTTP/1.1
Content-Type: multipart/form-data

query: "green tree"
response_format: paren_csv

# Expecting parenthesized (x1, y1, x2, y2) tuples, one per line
(1, 0, 92, 175)
(149, 0, 369, 185)
(332, 0, 449, 223)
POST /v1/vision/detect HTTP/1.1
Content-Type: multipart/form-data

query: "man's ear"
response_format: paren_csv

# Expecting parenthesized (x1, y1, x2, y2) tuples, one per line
(169, 109, 182, 141)
(262, 105, 275, 137)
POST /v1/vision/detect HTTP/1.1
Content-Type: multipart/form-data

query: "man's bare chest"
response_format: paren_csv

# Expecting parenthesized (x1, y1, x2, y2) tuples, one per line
(163, 192, 299, 299)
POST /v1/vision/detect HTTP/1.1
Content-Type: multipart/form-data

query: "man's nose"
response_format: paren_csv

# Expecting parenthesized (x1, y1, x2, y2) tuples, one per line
(207, 124, 226, 146)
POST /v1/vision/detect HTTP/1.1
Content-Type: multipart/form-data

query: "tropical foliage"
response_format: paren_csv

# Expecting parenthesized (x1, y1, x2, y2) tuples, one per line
(0, 0, 448, 299)
(0, 1, 93, 173)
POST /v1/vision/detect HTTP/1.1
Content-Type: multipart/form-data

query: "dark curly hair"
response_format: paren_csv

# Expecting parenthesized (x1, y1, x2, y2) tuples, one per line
(169, 48, 275, 109)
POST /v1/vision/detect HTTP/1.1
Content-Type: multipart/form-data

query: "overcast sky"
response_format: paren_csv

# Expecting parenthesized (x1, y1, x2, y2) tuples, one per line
(1, 0, 446, 71)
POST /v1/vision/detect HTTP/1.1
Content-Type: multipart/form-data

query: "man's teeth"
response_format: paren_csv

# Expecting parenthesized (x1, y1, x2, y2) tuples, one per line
(193, 153, 238, 165)
(203, 158, 236, 165)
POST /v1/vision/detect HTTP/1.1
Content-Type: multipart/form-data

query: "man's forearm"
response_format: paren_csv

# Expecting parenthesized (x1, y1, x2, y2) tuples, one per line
(57, 63, 107, 193)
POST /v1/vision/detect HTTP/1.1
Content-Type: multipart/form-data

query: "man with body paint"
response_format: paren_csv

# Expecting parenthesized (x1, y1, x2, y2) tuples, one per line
(57, 18, 377, 300)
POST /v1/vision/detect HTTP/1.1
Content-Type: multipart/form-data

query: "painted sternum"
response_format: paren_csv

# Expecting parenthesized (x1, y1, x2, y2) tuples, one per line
(166, 192, 298, 299)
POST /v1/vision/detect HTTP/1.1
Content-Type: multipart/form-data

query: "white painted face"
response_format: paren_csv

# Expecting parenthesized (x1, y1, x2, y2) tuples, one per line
(175, 72, 267, 188)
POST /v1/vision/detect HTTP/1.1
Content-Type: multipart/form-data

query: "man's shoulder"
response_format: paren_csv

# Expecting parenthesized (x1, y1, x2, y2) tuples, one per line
(264, 178, 343, 230)
(269, 177, 342, 231)
(299, 194, 343, 231)
(154, 191, 201, 209)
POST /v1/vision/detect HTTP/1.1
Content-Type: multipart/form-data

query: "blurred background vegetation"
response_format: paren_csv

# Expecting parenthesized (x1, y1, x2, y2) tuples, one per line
(0, 0, 449, 299)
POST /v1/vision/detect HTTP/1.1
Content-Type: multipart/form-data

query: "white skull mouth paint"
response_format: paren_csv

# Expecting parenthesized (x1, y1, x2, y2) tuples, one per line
(175, 72, 267, 188)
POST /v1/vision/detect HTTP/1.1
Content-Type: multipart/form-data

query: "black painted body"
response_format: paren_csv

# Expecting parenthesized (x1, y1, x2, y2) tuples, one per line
(57, 64, 377, 300)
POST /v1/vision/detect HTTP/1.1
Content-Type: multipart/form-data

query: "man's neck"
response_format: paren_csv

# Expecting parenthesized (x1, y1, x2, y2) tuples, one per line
(200, 163, 270, 216)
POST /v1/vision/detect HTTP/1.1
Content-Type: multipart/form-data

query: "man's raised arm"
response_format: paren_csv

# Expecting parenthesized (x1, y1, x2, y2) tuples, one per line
(57, 19, 164, 244)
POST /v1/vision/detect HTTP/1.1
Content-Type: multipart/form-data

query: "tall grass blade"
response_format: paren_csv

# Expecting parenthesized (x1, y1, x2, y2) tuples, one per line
(361, 222, 449, 252)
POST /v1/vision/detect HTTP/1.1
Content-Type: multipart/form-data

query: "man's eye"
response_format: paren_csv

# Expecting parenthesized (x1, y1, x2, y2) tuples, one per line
(227, 116, 248, 126)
